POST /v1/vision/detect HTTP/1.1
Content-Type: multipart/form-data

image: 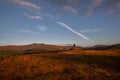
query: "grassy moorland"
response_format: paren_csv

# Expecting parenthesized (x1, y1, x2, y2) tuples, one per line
(0, 50, 120, 80)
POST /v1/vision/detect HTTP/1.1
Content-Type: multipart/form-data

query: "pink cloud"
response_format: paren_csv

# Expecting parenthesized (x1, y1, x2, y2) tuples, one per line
(11, 0, 41, 9)
(17, 30, 40, 35)
(86, 0, 102, 16)
(62, 6, 78, 14)
(24, 13, 43, 20)
(107, 9, 116, 15)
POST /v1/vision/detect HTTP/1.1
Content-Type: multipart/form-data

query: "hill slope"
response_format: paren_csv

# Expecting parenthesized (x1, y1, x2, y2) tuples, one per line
(0, 43, 78, 52)
(83, 44, 120, 50)
(106, 44, 120, 50)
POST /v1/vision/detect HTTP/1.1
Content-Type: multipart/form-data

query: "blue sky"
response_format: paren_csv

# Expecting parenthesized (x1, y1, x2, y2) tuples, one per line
(0, 0, 120, 47)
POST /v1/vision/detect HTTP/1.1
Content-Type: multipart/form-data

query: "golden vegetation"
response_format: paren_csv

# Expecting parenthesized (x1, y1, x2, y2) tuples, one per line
(0, 50, 120, 80)
(61, 50, 120, 55)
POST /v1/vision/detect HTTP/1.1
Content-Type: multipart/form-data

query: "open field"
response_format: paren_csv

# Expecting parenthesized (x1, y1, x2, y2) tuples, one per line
(0, 50, 120, 80)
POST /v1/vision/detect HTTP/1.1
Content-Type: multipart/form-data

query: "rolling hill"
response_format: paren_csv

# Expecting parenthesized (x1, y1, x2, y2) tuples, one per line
(0, 43, 119, 54)
(106, 44, 120, 50)
(0, 43, 81, 53)
(83, 44, 120, 50)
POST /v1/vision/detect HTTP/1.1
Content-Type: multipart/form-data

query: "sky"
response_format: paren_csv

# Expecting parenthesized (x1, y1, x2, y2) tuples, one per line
(0, 0, 120, 47)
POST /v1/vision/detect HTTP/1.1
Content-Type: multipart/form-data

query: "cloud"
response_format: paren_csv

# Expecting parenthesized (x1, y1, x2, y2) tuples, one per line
(117, 2, 120, 7)
(37, 12, 58, 20)
(43, 0, 79, 6)
(93, 0, 102, 6)
(80, 29, 100, 33)
(7, 0, 119, 16)
(62, 6, 78, 14)
(86, 0, 102, 16)
(86, 7, 94, 16)
(17, 30, 40, 35)
(107, 9, 116, 15)
(41, 0, 120, 16)
(10, 0, 41, 9)
(56, 21, 94, 43)
(66, 0, 78, 5)
(24, 13, 43, 20)
(37, 26, 47, 31)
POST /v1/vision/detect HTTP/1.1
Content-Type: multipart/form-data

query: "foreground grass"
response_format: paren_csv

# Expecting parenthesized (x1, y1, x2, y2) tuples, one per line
(0, 50, 120, 80)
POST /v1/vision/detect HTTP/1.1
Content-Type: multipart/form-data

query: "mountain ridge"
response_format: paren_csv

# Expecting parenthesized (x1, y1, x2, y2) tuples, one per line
(82, 44, 120, 50)
(0, 43, 120, 52)
(0, 43, 78, 52)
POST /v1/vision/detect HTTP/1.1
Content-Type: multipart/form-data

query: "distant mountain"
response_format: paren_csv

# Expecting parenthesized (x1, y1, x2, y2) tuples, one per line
(0, 43, 119, 53)
(83, 45, 109, 50)
(106, 44, 120, 50)
(0, 43, 75, 52)
(83, 44, 120, 50)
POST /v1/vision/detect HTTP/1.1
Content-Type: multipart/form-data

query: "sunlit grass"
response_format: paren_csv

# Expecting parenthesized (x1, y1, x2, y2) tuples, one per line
(0, 50, 120, 80)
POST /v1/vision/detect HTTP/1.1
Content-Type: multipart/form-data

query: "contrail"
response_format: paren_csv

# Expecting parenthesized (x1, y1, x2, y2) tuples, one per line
(56, 21, 94, 43)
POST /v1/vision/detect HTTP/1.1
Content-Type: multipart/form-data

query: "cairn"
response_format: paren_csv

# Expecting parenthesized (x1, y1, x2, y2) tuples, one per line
(70, 44, 79, 50)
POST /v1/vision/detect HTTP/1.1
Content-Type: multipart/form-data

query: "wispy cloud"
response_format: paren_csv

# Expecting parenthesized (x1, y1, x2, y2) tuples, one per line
(56, 21, 94, 43)
(10, 0, 41, 9)
(17, 30, 40, 35)
(37, 12, 58, 20)
(24, 13, 43, 20)
(86, 0, 102, 16)
(62, 6, 78, 14)
(117, 2, 120, 7)
(37, 26, 47, 31)
(80, 29, 100, 33)
(44, 0, 120, 16)
(107, 9, 116, 15)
